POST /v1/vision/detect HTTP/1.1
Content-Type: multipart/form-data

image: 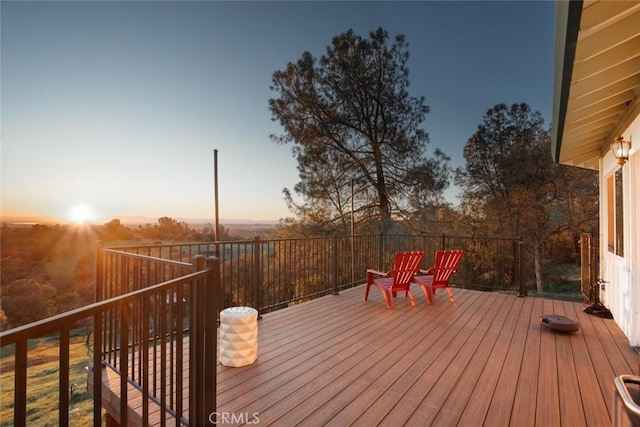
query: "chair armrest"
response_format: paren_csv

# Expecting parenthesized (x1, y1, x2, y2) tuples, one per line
(367, 269, 388, 277)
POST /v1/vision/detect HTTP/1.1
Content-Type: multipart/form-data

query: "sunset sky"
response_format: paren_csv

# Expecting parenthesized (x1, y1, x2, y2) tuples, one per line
(1, 1, 555, 224)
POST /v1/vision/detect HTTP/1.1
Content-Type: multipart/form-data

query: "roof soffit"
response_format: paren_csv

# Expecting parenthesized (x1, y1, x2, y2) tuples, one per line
(552, 0, 640, 170)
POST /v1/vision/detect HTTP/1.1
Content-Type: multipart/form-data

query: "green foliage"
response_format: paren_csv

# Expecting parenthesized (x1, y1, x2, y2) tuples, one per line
(2, 279, 57, 327)
(454, 103, 599, 292)
(101, 218, 133, 241)
(269, 27, 450, 233)
(1, 223, 98, 328)
(456, 103, 549, 236)
(528, 263, 582, 302)
(0, 217, 218, 329)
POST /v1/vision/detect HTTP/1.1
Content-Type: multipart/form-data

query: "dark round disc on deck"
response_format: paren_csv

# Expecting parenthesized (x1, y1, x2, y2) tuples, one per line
(540, 314, 580, 332)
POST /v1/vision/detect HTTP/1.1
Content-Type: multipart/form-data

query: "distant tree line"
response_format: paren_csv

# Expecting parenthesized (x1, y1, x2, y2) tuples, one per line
(0, 217, 230, 329)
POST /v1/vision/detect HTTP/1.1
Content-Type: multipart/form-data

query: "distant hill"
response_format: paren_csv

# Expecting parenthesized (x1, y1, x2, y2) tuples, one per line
(115, 216, 279, 227)
(1, 215, 58, 225)
(1, 215, 279, 227)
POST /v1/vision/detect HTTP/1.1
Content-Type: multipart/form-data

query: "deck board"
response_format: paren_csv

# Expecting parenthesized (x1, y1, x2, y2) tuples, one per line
(456, 294, 524, 426)
(555, 301, 587, 426)
(91, 286, 640, 426)
(430, 293, 515, 426)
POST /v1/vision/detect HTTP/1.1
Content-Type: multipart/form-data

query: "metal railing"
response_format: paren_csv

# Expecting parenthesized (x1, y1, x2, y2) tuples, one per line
(614, 375, 640, 426)
(0, 255, 219, 426)
(105, 233, 525, 314)
(0, 232, 522, 426)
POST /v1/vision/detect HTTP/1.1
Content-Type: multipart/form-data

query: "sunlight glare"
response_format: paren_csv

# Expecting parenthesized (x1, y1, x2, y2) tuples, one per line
(69, 204, 92, 225)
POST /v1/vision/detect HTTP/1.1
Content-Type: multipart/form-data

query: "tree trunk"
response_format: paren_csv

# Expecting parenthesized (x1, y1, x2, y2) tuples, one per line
(378, 194, 393, 234)
(534, 241, 544, 294)
(374, 168, 393, 233)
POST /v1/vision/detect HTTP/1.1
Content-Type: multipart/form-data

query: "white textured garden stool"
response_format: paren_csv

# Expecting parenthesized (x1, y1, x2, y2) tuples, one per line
(219, 306, 258, 367)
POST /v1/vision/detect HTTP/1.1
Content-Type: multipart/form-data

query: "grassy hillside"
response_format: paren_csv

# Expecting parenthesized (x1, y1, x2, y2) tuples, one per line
(0, 331, 99, 426)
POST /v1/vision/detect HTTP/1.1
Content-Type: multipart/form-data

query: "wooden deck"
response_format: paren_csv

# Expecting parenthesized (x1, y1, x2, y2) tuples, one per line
(95, 286, 640, 426)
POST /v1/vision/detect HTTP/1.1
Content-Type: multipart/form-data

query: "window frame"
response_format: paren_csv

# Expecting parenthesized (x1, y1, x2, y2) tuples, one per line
(606, 167, 624, 257)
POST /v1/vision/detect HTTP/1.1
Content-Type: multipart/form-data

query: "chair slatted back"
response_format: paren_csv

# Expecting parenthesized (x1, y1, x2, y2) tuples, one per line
(392, 251, 425, 288)
(431, 250, 464, 285)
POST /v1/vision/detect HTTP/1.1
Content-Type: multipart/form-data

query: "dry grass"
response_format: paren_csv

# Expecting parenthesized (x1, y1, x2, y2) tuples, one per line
(0, 331, 100, 426)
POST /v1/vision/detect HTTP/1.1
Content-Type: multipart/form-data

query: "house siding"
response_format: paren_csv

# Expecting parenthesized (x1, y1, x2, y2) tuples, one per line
(601, 115, 639, 347)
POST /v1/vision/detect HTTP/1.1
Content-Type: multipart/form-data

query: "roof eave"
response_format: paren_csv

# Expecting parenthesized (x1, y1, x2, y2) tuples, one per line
(551, 0, 583, 164)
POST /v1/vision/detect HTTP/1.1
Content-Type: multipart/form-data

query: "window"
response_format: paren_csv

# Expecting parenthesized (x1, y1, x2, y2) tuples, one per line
(606, 168, 624, 256)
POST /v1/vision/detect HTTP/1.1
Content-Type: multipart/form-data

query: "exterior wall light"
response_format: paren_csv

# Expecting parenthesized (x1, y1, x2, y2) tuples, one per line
(611, 135, 632, 166)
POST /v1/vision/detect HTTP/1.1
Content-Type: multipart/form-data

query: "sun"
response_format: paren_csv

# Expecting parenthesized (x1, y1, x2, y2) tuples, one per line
(69, 204, 92, 225)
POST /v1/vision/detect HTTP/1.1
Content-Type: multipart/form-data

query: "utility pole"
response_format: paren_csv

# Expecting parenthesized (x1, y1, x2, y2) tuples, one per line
(214, 149, 220, 257)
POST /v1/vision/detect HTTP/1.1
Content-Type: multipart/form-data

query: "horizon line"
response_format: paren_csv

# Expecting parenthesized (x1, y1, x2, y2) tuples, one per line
(1, 215, 282, 226)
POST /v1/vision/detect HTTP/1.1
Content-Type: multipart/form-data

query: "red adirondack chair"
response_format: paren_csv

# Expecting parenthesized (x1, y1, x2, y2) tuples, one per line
(364, 251, 425, 309)
(413, 250, 464, 304)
